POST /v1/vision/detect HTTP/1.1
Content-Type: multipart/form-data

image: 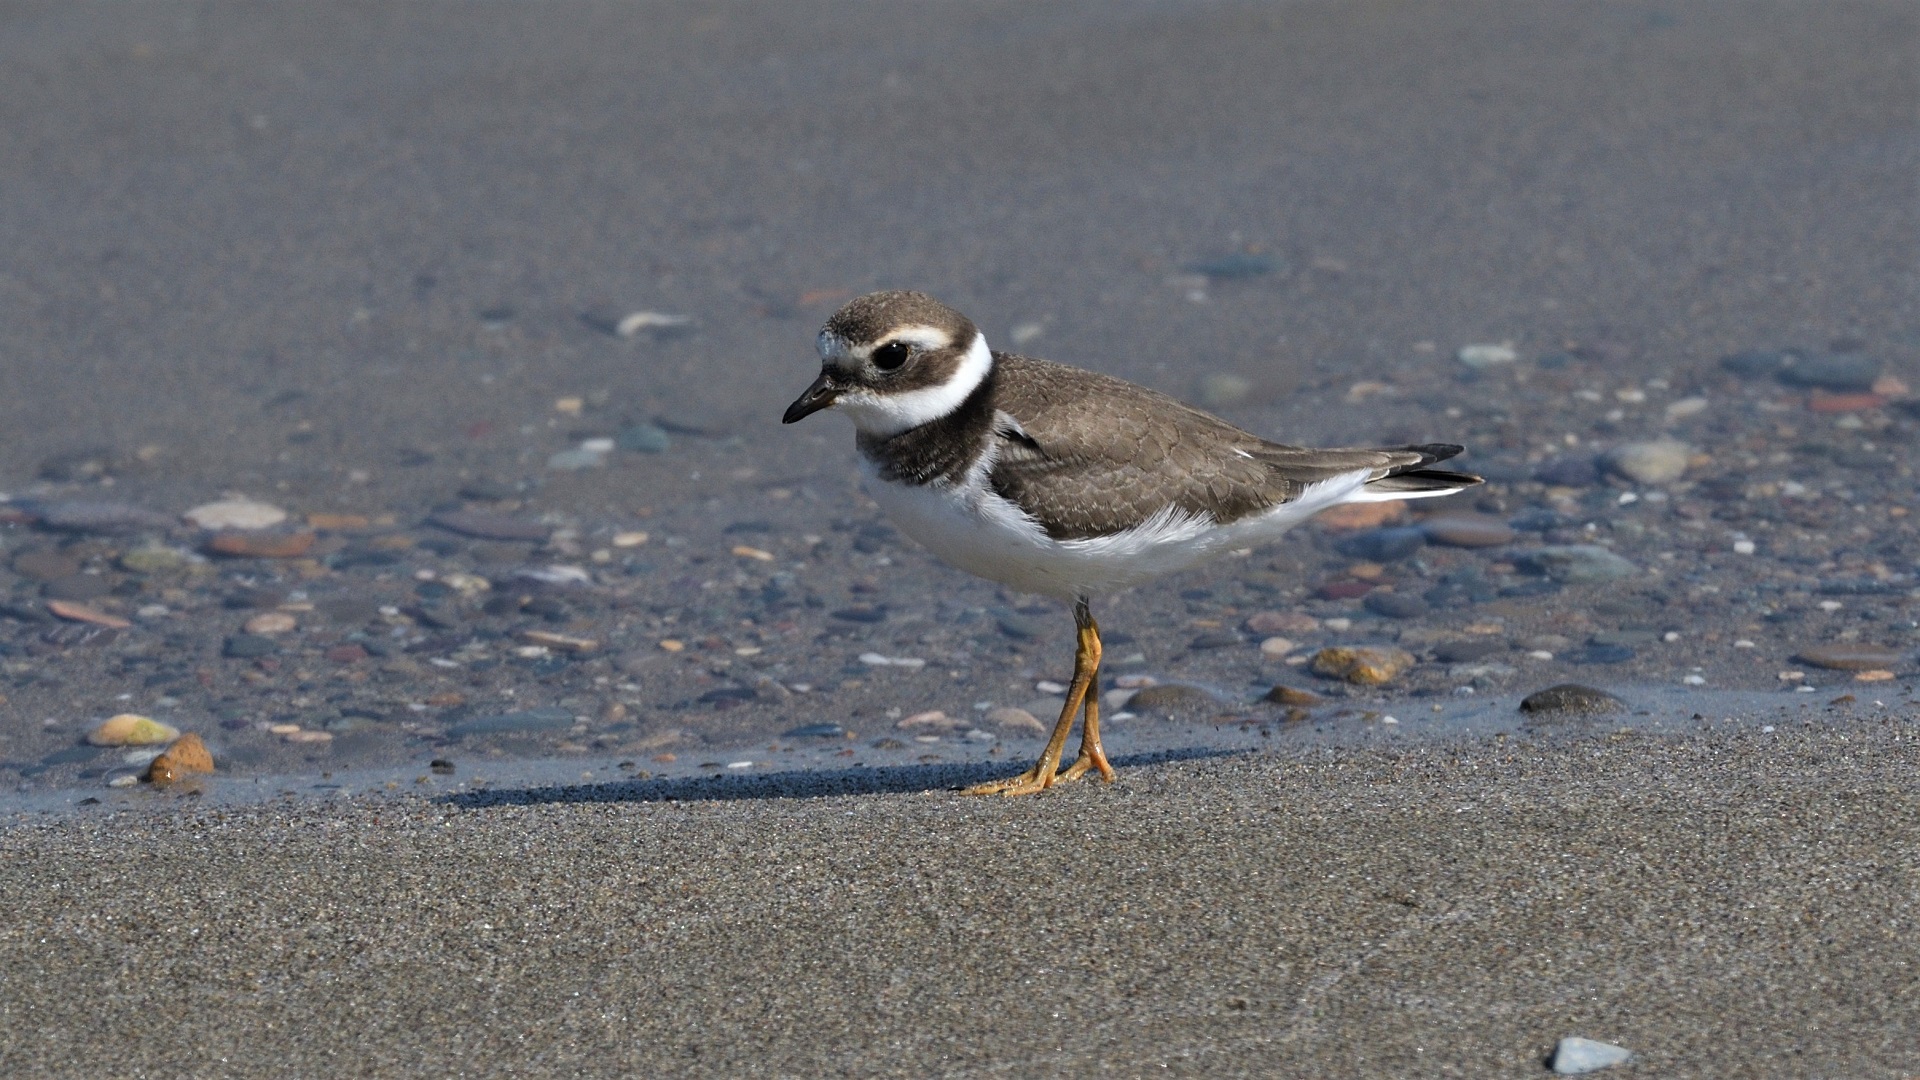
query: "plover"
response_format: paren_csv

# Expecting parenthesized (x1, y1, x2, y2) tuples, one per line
(784, 291, 1480, 795)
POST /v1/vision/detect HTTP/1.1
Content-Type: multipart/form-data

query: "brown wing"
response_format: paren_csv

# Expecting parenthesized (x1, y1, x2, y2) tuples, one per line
(985, 354, 1470, 541)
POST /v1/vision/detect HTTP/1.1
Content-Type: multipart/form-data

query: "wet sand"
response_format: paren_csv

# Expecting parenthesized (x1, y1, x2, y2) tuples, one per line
(2, 1, 1918, 1074)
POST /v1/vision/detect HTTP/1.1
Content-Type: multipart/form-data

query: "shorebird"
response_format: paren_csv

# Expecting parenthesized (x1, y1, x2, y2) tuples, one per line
(783, 291, 1479, 795)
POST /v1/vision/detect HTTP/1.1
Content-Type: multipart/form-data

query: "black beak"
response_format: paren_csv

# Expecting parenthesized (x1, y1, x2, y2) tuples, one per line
(782, 370, 839, 424)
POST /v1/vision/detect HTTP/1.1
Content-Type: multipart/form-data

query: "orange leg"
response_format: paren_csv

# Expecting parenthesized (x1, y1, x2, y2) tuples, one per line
(963, 599, 1111, 796)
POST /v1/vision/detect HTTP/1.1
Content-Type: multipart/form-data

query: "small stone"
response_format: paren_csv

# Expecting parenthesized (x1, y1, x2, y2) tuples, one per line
(325, 644, 368, 664)
(615, 423, 672, 453)
(1778, 353, 1879, 391)
(448, 707, 576, 736)
(1604, 438, 1691, 484)
(1124, 684, 1219, 718)
(29, 500, 176, 534)
(1432, 639, 1502, 663)
(547, 446, 609, 471)
(89, 714, 181, 746)
(615, 311, 692, 338)
(1806, 390, 1886, 414)
(1197, 373, 1252, 408)
(46, 600, 131, 629)
(428, 509, 551, 542)
(1258, 636, 1295, 659)
(184, 498, 288, 531)
(1419, 512, 1516, 548)
(611, 531, 650, 548)
(1310, 646, 1415, 685)
(1363, 591, 1428, 619)
(243, 612, 297, 635)
(1242, 614, 1312, 639)
(223, 634, 279, 659)
(1337, 527, 1425, 562)
(205, 531, 316, 558)
(1550, 1036, 1632, 1075)
(1515, 545, 1638, 584)
(1533, 455, 1601, 487)
(1854, 670, 1896, 682)
(858, 652, 925, 669)
(1314, 501, 1406, 531)
(146, 733, 215, 784)
(1263, 685, 1324, 706)
(284, 729, 334, 744)
(519, 629, 598, 653)
(1567, 644, 1635, 665)
(985, 707, 1047, 736)
(1793, 644, 1906, 671)
(1664, 396, 1709, 421)
(1317, 580, 1374, 600)
(119, 545, 192, 573)
(1720, 349, 1789, 378)
(784, 722, 847, 739)
(1519, 684, 1626, 716)
(896, 710, 966, 732)
(1456, 342, 1517, 368)
(1188, 631, 1241, 650)
(732, 545, 775, 562)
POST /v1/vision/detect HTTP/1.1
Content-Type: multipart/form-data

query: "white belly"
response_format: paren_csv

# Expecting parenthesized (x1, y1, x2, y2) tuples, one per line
(864, 463, 1379, 602)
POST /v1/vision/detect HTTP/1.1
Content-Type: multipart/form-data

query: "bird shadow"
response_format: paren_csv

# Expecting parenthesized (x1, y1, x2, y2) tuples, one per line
(437, 746, 1247, 809)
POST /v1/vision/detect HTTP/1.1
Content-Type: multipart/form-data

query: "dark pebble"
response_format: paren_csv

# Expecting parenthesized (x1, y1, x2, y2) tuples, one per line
(447, 707, 574, 736)
(1433, 639, 1503, 663)
(994, 610, 1042, 641)
(697, 687, 757, 708)
(26, 500, 175, 534)
(429, 759, 456, 775)
(1817, 578, 1902, 596)
(1, 602, 58, 624)
(1720, 349, 1790, 378)
(1363, 592, 1428, 619)
(783, 722, 847, 739)
(1125, 683, 1219, 718)
(1509, 507, 1573, 532)
(1188, 632, 1242, 650)
(223, 634, 280, 659)
(616, 423, 672, 454)
(1519, 683, 1626, 715)
(1337, 527, 1425, 562)
(1566, 644, 1635, 665)
(852, 524, 897, 554)
(428, 509, 552, 542)
(36, 450, 116, 483)
(830, 605, 887, 624)
(1533, 455, 1601, 487)
(1778, 353, 1879, 391)
(458, 479, 520, 502)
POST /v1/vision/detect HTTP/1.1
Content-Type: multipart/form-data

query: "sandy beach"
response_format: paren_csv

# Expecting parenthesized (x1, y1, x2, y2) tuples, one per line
(1, 1, 1917, 1074)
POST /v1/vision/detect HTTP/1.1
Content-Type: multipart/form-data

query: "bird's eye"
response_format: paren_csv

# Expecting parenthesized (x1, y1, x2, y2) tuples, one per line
(871, 342, 912, 372)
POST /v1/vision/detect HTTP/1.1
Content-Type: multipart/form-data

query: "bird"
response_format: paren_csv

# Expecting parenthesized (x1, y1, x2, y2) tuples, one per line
(783, 291, 1480, 795)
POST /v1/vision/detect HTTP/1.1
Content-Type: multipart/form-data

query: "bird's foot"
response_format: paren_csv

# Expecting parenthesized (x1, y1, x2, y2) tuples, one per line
(1055, 743, 1116, 784)
(960, 763, 1059, 797)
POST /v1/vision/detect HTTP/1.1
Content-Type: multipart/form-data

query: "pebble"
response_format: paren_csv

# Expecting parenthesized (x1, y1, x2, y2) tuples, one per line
(783, 723, 847, 739)
(1419, 512, 1516, 548)
(1778, 352, 1879, 391)
(519, 629, 599, 653)
(1456, 342, 1518, 368)
(1720, 348, 1789, 378)
(1197, 373, 1252, 408)
(1310, 646, 1415, 685)
(1792, 644, 1906, 671)
(1314, 501, 1406, 531)
(615, 311, 692, 338)
(223, 634, 279, 659)
(615, 423, 672, 454)
(28, 499, 176, 534)
(1806, 390, 1885, 414)
(243, 612, 297, 635)
(205, 531, 316, 558)
(1663, 395, 1709, 421)
(46, 600, 131, 629)
(1263, 685, 1324, 706)
(1363, 592, 1428, 619)
(896, 710, 967, 732)
(88, 714, 181, 747)
(448, 707, 576, 736)
(1532, 455, 1601, 487)
(984, 707, 1046, 736)
(118, 545, 193, 573)
(1124, 684, 1219, 718)
(1258, 636, 1295, 659)
(284, 730, 335, 744)
(547, 446, 609, 471)
(1568, 644, 1635, 665)
(858, 652, 926, 669)
(183, 498, 288, 531)
(146, 733, 215, 785)
(428, 509, 552, 542)
(1245, 611, 1319, 635)
(1515, 545, 1638, 584)
(1519, 684, 1625, 716)
(1338, 527, 1425, 562)
(1188, 631, 1241, 650)
(1550, 1036, 1632, 1075)
(1604, 438, 1691, 484)
(514, 565, 592, 587)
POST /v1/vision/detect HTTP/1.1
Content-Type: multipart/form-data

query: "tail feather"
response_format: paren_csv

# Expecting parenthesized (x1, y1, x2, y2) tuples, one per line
(1354, 444, 1481, 503)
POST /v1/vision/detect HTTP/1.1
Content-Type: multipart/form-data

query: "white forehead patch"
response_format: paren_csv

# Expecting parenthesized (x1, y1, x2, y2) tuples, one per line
(834, 331, 993, 437)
